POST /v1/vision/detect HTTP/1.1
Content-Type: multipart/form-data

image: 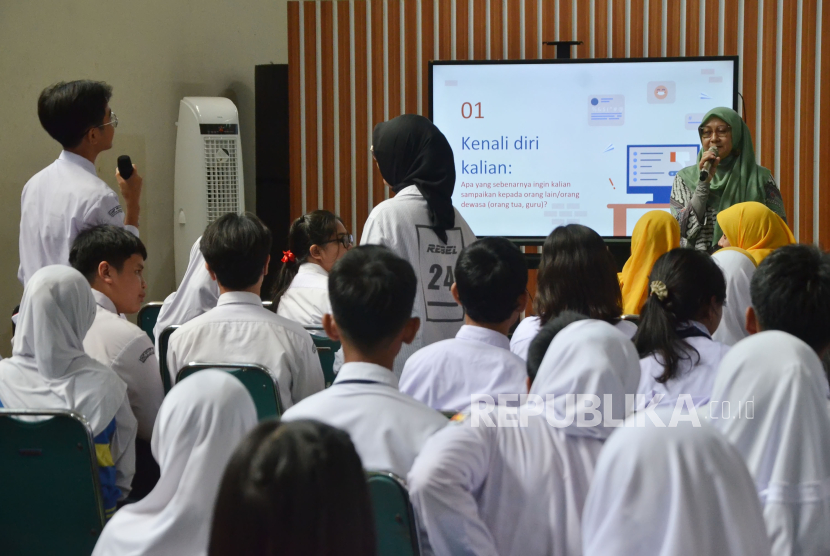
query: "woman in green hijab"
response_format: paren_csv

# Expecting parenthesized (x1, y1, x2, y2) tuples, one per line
(670, 107, 786, 251)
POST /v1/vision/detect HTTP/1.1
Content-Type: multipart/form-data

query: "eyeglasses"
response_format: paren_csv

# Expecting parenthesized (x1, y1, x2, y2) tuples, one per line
(98, 111, 118, 129)
(698, 124, 730, 139)
(319, 234, 354, 249)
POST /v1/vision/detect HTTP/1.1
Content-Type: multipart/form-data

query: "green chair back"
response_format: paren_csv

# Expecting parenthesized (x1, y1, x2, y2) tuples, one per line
(176, 363, 283, 420)
(367, 471, 420, 556)
(0, 409, 105, 556)
(137, 302, 164, 344)
(306, 328, 340, 388)
(158, 325, 180, 394)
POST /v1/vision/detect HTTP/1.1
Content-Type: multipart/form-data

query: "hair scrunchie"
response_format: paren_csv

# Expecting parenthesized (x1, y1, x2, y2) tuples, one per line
(649, 280, 669, 301)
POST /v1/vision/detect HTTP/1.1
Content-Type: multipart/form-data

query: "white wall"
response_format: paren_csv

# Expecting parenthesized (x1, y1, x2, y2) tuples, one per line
(0, 0, 289, 356)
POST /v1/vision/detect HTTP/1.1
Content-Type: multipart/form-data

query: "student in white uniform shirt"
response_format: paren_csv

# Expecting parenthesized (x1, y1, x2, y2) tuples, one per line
(209, 420, 376, 556)
(0, 266, 136, 517)
(153, 236, 219, 348)
(282, 245, 448, 478)
(167, 213, 324, 410)
(361, 114, 477, 376)
(400, 237, 528, 412)
(582, 408, 771, 556)
(634, 248, 729, 409)
(745, 244, 830, 359)
(272, 210, 352, 329)
(711, 247, 756, 345)
(407, 319, 641, 556)
(708, 332, 830, 555)
(70, 226, 163, 441)
(510, 224, 636, 361)
(92, 371, 258, 556)
(18, 80, 143, 287)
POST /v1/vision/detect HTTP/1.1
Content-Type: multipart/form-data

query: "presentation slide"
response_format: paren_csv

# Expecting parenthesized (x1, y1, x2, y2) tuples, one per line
(430, 58, 736, 237)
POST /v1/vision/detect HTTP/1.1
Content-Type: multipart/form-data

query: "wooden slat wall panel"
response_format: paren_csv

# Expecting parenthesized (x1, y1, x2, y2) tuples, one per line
(336, 1, 352, 232)
(799, 0, 818, 243)
(303, 2, 318, 211)
(612, 0, 625, 57)
(779, 0, 797, 228)
(288, 3, 302, 221)
(526, 0, 539, 59)
(742, 0, 759, 133)
(404, 0, 417, 114)
(576, 0, 589, 59)
(457, 0, 470, 59)
(321, 2, 336, 209)
(490, 0, 504, 59)
(666, 1, 681, 57)
(595, 0, 609, 58)
(507, 0, 521, 59)
(473, 0, 486, 59)
(387, 0, 402, 117)
(630, 0, 645, 57)
(353, 1, 369, 239)
(821, 1, 830, 248)
(289, 0, 827, 249)
(686, 0, 700, 57)
(370, 0, 385, 207)
(704, 0, 719, 55)
(648, 0, 662, 57)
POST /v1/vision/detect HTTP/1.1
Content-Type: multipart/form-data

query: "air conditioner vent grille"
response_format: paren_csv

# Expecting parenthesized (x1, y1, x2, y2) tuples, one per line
(204, 136, 240, 223)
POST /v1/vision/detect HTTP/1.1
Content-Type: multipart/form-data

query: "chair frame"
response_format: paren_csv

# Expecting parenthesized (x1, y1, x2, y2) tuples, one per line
(158, 324, 181, 394)
(175, 362, 284, 417)
(366, 470, 422, 556)
(0, 408, 106, 530)
(136, 301, 164, 340)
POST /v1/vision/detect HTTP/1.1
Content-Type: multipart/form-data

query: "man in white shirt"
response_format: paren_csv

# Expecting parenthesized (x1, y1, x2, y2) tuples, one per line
(19, 80, 143, 287)
(70, 225, 163, 442)
(167, 213, 324, 410)
(400, 238, 529, 412)
(282, 245, 448, 478)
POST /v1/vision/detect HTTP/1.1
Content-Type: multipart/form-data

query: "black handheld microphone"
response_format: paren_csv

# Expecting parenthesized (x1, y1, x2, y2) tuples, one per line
(699, 146, 719, 182)
(117, 155, 134, 180)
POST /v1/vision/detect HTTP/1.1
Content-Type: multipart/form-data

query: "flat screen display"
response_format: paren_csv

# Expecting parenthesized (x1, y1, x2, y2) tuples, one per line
(429, 57, 738, 237)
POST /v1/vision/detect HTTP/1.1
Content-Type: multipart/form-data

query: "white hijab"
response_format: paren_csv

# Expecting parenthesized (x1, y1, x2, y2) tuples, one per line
(153, 237, 220, 342)
(712, 249, 756, 346)
(93, 371, 257, 556)
(529, 319, 641, 439)
(0, 266, 126, 435)
(709, 331, 830, 555)
(582, 409, 771, 556)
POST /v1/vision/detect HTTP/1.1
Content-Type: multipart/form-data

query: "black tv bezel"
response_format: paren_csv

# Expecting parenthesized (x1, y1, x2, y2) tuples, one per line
(428, 55, 740, 242)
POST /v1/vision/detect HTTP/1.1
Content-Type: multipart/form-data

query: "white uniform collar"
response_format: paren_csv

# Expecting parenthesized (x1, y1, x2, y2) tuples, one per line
(216, 291, 262, 307)
(92, 289, 118, 314)
(395, 185, 422, 197)
(334, 361, 399, 388)
(456, 325, 510, 350)
(58, 150, 98, 177)
(297, 262, 329, 277)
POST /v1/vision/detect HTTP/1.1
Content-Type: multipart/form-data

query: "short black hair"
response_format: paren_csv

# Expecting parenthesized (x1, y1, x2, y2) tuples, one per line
(526, 311, 589, 383)
(209, 419, 375, 556)
(69, 225, 147, 284)
(455, 238, 528, 324)
(38, 80, 112, 149)
(751, 244, 830, 353)
(535, 224, 623, 325)
(329, 245, 417, 353)
(201, 212, 273, 290)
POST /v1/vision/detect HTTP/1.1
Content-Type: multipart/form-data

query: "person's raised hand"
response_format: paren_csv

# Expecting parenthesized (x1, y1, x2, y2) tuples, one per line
(698, 150, 721, 182)
(116, 164, 143, 227)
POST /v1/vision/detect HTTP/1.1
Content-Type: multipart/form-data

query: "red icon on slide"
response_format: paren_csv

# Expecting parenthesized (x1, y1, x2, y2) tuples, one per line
(654, 85, 668, 99)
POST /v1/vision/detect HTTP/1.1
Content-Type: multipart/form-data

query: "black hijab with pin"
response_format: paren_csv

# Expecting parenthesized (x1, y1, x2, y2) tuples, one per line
(372, 114, 456, 244)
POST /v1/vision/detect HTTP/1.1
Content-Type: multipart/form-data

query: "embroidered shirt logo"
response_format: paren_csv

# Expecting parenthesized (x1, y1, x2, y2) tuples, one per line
(139, 347, 155, 363)
(108, 205, 124, 218)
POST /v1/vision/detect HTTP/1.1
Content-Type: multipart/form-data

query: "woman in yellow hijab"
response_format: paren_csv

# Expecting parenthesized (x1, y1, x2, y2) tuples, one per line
(716, 201, 795, 265)
(619, 211, 681, 315)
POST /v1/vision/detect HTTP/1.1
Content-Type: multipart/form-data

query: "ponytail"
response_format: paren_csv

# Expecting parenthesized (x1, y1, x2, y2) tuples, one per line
(271, 210, 342, 307)
(633, 248, 726, 383)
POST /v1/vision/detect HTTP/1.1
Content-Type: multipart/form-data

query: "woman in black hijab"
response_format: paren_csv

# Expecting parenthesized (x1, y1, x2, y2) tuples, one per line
(362, 114, 477, 376)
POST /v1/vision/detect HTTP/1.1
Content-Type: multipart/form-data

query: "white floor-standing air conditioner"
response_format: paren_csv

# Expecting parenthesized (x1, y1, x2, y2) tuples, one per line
(173, 97, 245, 283)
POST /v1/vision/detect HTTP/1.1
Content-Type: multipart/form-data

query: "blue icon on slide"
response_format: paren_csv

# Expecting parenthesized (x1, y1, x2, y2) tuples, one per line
(591, 98, 599, 105)
(627, 144, 700, 203)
